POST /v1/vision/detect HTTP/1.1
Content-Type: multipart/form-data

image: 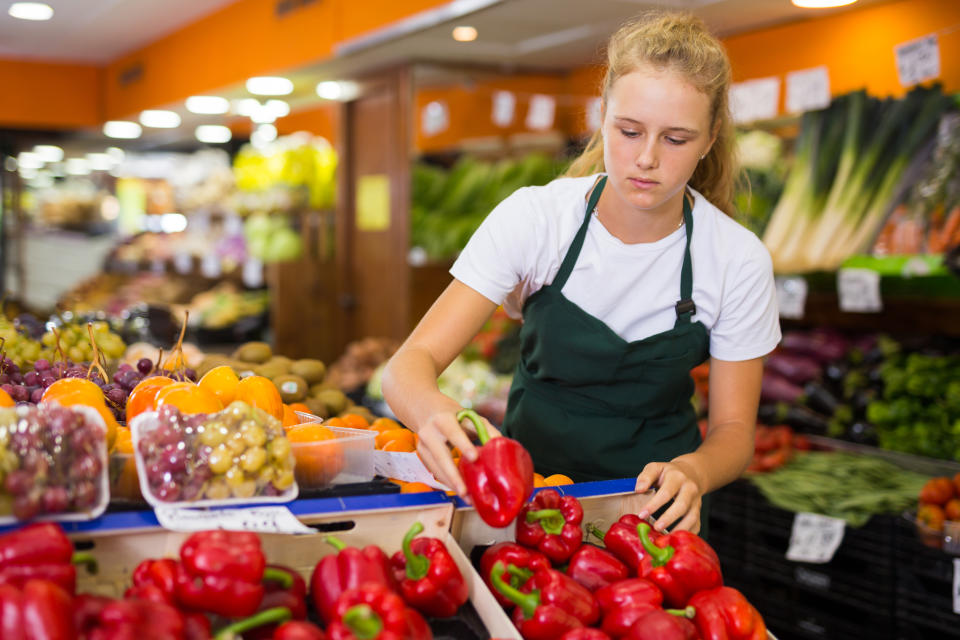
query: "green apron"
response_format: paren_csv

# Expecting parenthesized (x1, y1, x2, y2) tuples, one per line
(503, 176, 711, 528)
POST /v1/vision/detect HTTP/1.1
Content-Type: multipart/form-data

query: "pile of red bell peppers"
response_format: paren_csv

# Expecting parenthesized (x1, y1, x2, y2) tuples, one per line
(0, 518, 475, 640)
(478, 488, 768, 640)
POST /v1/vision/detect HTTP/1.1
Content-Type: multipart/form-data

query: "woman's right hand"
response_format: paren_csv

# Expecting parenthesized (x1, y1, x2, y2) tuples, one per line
(415, 410, 501, 500)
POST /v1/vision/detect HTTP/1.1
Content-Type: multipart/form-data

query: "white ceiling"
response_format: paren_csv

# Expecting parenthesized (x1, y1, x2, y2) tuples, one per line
(0, 0, 237, 62)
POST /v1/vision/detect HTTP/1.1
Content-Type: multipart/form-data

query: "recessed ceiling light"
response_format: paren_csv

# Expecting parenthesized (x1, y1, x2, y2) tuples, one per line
(195, 125, 232, 144)
(86, 153, 112, 171)
(791, 0, 857, 7)
(185, 96, 230, 115)
(139, 110, 181, 128)
(33, 145, 63, 163)
(65, 158, 91, 176)
(316, 81, 342, 100)
(265, 99, 290, 118)
(233, 98, 261, 117)
(106, 147, 125, 163)
(246, 76, 293, 96)
(103, 121, 142, 139)
(452, 26, 478, 42)
(16, 152, 43, 170)
(8, 2, 53, 21)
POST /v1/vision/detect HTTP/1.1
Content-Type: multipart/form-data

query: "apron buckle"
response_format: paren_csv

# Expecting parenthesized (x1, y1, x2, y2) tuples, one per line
(675, 298, 696, 317)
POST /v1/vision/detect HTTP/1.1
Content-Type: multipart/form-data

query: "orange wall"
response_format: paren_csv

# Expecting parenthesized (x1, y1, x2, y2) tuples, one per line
(0, 59, 101, 129)
(276, 104, 338, 141)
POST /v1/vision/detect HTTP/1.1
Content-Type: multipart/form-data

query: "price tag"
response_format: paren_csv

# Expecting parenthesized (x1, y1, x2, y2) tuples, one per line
(421, 100, 449, 136)
(372, 451, 451, 491)
(775, 276, 808, 320)
(895, 34, 940, 87)
(837, 268, 882, 313)
(201, 254, 222, 279)
(492, 91, 516, 127)
(155, 506, 315, 535)
(526, 95, 556, 131)
(730, 77, 780, 124)
(786, 66, 830, 114)
(586, 97, 603, 132)
(786, 512, 846, 564)
(242, 257, 264, 288)
(953, 558, 960, 614)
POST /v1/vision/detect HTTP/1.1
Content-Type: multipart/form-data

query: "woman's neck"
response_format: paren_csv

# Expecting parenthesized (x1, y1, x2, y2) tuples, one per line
(594, 186, 687, 244)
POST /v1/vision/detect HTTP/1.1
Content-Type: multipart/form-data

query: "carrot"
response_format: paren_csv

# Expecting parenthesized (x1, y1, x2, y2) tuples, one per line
(942, 206, 960, 250)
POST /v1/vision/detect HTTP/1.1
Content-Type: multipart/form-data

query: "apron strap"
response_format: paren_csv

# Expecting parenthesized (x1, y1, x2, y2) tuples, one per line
(675, 191, 696, 325)
(553, 175, 607, 290)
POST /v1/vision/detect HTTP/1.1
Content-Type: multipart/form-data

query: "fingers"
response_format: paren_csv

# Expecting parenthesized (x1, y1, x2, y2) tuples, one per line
(636, 463, 703, 533)
(673, 508, 701, 535)
(416, 437, 466, 498)
(635, 462, 664, 495)
(653, 482, 700, 533)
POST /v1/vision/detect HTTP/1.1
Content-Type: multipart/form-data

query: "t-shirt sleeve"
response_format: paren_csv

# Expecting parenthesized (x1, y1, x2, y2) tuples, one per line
(449, 188, 537, 305)
(709, 239, 781, 361)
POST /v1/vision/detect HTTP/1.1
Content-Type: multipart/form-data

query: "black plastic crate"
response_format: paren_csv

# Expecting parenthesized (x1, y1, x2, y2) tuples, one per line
(895, 598, 960, 640)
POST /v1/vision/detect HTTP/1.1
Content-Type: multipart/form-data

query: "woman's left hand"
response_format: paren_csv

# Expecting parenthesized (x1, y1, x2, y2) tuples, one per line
(634, 460, 705, 534)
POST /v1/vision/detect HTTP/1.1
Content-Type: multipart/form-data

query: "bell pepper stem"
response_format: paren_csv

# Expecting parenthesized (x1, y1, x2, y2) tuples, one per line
(263, 566, 294, 589)
(587, 524, 607, 542)
(506, 565, 533, 584)
(213, 606, 292, 639)
(402, 521, 430, 581)
(343, 604, 384, 640)
(325, 536, 348, 552)
(525, 508, 566, 536)
(637, 523, 674, 567)
(456, 409, 489, 445)
(491, 562, 541, 620)
(666, 606, 696, 619)
(71, 551, 98, 575)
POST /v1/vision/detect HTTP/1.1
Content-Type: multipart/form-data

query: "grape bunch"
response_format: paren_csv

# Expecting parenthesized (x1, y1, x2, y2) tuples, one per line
(0, 357, 82, 404)
(0, 403, 107, 520)
(137, 402, 295, 503)
(40, 321, 126, 365)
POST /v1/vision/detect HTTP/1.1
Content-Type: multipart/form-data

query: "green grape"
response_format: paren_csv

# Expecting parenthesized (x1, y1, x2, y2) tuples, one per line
(205, 479, 230, 500)
(240, 423, 266, 447)
(41, 332, 56, 347)
(198, 422, 228, 447)
(273, 469, 295, 490)
(226, 431, 246, 455)
(68, 347, 84, 363)
(232, 480, 257, 499)
(208, 445, 233, 475)
(240, 447, 266, 473)
(224, 466, 246, 488)
(268, 437, 291, 462)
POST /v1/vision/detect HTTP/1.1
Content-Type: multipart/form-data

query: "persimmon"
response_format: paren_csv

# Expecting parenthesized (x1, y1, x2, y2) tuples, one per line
(198, 365, 240, 406)
(126, 376, 175, 423)
(376, 428, 417, 452)
(533, 473, 547, 488)
(339, 413, 370, 430)
(113, 427, 134, 455)
(155, 382, 223, 415)
(0, 389, 13, 408)
(324, 417, 346, 428)
(287, 423, 344, 487)
(282, 404, 300, 428)
(401, 482, 434, 493)
(235, 376, 283, 421)
(368, 418, 402, 436)
(543, 474, 574, 486)
(289, 402, 312, 415)
(42, 382, 118, 452)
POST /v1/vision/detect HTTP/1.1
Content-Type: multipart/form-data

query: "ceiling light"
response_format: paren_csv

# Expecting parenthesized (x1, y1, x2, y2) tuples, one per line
(250, 106, 276, 124)
(265, 99, 290, 118)
(8, 2, 53, 21)
(33, 145, 63, 163)
(791, 0, 857, 7)
(65, 158, 91, 176)
(233, 98, 261, 117)
(316, 81, 342, 100)
(139, 110, 181, 128)
(16, 152, 43, 170)
(452, 26, 478, 42)
(103, 121, 142, 139)
(195, 125, 232, 144)
(246, 76, 293, 96)
(86, 153, 112, 171)
(185, 95, 229, 114)
(251, 124, 278, 150)
(106, 147, 125, 164)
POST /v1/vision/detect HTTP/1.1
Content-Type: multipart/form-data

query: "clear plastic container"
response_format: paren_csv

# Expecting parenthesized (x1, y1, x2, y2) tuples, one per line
(131, 405, 298, 509)
(108, 452, 143, 503)
(291, 426, 375, 490)
(0, 403, 109, 524)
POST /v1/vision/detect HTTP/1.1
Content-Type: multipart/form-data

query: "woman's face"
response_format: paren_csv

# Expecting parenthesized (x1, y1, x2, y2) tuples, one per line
(601, 65, 714, 213)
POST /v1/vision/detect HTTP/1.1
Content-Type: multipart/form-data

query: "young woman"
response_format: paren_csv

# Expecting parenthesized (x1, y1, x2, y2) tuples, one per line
(383, 10, 780, 534)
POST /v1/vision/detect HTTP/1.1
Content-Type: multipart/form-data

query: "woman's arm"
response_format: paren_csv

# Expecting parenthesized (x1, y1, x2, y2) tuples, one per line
(635, 356, 762, 532)
(382, 279, 500, 496)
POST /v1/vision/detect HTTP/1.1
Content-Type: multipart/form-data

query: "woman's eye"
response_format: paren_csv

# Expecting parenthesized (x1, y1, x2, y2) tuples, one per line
(665, 137, 686, 145)
(620, 129, 639, 138)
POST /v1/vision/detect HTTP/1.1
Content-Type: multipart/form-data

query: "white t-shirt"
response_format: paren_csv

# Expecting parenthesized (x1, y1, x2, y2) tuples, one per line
(450, 174, 781, 361)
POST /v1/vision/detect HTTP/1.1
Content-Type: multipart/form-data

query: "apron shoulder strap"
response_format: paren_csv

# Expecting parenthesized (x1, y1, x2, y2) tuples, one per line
(675, 191, 696, 325)
(554, 175, 606, 290)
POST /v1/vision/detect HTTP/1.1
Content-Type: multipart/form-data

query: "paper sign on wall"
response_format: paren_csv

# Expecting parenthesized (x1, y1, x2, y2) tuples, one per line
(786, 66, 830, 114)
(492, 91, 516, 127)
(356, 175, 390, 232)
(775, 276, 808, 320)
(838, 268, 882, 313)
(201, 254, 221, 279)
(786, 512, 846, 564)
(421, 100, 449, 136)
(730, 77, 780, 124)
(895, 34, 940, 87)
(587, 97, 603, 132)
(526, 95, 556, 131)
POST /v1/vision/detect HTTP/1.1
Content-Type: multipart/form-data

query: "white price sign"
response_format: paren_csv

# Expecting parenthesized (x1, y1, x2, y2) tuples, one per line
(373, 451, 451, 491)
(895, 34, 940, 87)
(786, 512, 846, 564)
(526, 95, 556, 131)
(242, 257, 264, 288)
(173, 252, 193, 275)
(421, 100, 449, 136)
(775, 276, 808, 320)
(492, 91, 516, 128)
(586, 97, 603, 132)
(837, 268, 882, 313)
(786, 66, 831, 114)
(155, 506, 315, 535)
(730, 77, 780, 124)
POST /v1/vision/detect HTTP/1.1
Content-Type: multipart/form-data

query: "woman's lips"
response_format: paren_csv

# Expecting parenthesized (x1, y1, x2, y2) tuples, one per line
(629, 178, 659, 189)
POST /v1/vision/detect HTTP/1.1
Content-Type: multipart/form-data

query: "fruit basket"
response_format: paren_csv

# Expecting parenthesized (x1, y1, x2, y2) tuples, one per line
(130, 402, 297, 508)
(0, 403, 109, 523)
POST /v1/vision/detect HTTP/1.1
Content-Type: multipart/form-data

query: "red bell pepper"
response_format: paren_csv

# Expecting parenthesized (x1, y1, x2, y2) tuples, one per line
(212, 606, 293, 640)
(516, 489, 583, 565)
(126, 559, 179, 604)
(75, 594, 187, 640)
(272, 621, 327, 640)
(510, 564, 599, 627)
(0, 579, 74, 640)
(594, 578, 663, 638)
(456, 409, 534, 528)
(490, 562, 582, 640)
(565, 545, 628, 592)
(0, 523, 97, 594)
(390, 522, 468, 618)
(589, 516, 650, 574)
(326, 584, 432, 640)
(637, 523, 722, 608)
(559, 630, 611, 640)
(479, 542, 551, 607)
(689, 587, 766, 640)
(248, 565, 309, 639)
(311, 536, 397, 624)
(624, 607, 698, 640)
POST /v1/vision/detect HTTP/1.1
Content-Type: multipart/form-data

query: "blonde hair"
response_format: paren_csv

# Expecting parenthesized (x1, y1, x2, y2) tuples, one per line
(567, 10, 739, 216)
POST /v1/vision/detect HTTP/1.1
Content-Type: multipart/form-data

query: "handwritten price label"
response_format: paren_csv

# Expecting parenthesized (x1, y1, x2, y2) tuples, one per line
(786, 66, 830, 114)
(526, 95, 556, 131)
(730, 77, 780, 124)
(492, 91, 516, 128)
(373, 451, 451, 491)
(837, 268, 882, 313)
(786, 512, 846, 564)
(895, 34, 940, 87)
(775, 276, 807, 320)
(155, 506, 315, 535)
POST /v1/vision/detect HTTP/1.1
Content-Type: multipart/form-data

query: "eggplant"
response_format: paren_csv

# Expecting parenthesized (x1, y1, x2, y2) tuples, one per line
(761, 372, 805, 405)
(851, 387, 877, 418)
(782, 405, 830, 435)
(781, 330, 849, 364)
(823, 361, 849, 388)
(766, 353, 822, 385)
(845, 421, 878, 446)
(803, 381, 840, 415)
(757, 403, 785, 425)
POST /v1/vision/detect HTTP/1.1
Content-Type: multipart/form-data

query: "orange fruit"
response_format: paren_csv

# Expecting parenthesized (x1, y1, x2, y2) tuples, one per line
(289, 402, 312, 416)
(282, 404, 300, 428)
(126, 376, 175, 423)
(155, 382, 223, 415)
(401, 482, 434, 493)
(324, 417, 346, 428)
(42, 382, 118, 452)
(533, 473, 547, 488)
(286, 423, 336, 443)
(0, 388, 13, 408)
(198, 366, 240, 406)
(368, 417, 401, 435)
(544, 474, 574, 486)
(113, 427, 134, 454)
(376, 428, 417, 452)
(287, 424, 344, 487)
(235, 376, 283, 421)
(340, 413, 370, 430)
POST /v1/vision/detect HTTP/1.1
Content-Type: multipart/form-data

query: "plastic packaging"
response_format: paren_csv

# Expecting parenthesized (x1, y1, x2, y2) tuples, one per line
(290, 425, 375, 489)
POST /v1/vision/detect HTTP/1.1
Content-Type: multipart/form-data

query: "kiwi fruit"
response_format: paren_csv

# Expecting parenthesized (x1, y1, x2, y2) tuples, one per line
(304, 398, 331, 420)
(274, 374, 308, 403)
(290, 359, 326, 384)
(254, 361, 288, 380)
(234, 341, 272, 364)
(316, 389, 349, 415)
(309, 381, 336, 397)
(267, 356, 293, 374)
